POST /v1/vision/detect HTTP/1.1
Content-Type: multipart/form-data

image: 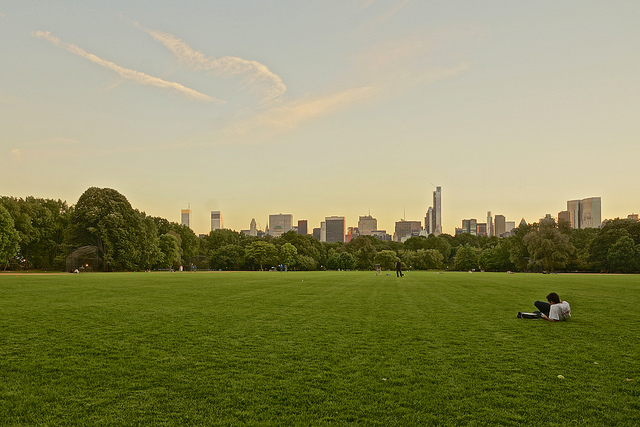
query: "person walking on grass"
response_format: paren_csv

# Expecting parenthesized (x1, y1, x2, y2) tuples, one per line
(395, 258, 404, 278)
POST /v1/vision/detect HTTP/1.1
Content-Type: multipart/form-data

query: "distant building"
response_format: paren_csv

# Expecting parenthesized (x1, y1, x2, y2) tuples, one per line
(297, 220, 308, 235)
(394, 219, 421, 242)
(506, 221, 516, 233)
(312, 227, 321, 240)
(558, 210, 571, 226)
(460, 219, 478, 235)
(487, 211, 493, 237)
(476, 222, 487, 236)
(371, 230, 391, 241)
(494, 214, 506, 237)
(347, 227, 358, 242)
(628, 214, 639, 221)
(425, 207, 434, 235)
(325, 216, 346, 243)
(269, 213, 293, 237)
(181, 209, 191, 229)
(433, 186, 442, 235)
(566, 197, 602, 229)
(211, 211, 222, 231)
(358, 215, 377, 236)
(249, 218, 257, 236)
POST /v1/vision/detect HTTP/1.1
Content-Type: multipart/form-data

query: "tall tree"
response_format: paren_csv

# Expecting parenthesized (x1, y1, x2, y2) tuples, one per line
(69, 187, 148, 271)
(524, 219, 574, 272)
(0, 205, 20, 269)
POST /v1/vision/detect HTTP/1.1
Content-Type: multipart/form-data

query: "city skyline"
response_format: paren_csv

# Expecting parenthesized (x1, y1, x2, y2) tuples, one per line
(2, 2, 639, 235)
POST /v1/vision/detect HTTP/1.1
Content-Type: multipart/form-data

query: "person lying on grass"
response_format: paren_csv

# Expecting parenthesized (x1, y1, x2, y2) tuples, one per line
(534, 292, 571, 321)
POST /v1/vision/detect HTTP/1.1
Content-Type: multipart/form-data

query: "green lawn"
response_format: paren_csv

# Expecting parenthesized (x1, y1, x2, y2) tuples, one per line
(1, 271, 638, 426)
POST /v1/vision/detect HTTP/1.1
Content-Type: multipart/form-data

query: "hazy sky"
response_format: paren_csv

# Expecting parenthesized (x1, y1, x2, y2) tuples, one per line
(2, 1, 639, 235)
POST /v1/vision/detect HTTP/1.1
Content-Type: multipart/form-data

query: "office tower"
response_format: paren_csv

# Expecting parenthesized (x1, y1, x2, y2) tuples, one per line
(433, 186, 442, 235)
(461, 219, 478, 235)
(628, 214, 639, 221)
(181, 209, 191, 228)
(312, 227, 321, 240)
(371, 230, 391, 241)
(325, 216, 345, 243)
(425, 207, 434, 235)
(211, 211, 223, 231)
(297, 220, 308, 235)
(494, 214, 506, 237)
(580, 197, 601, 229)
(268, 213, 293, 237)
(394, 219, 422, 241)
(358, 215, 377, 236)
(249, 218, 257, 236)
(506, 221, 516, 233)
(347, 227, 357, 242)
(487, 211, 493, 237)
(566, 197, 602, 229)
(558, 211, 571, 226)
(320, 221, 326, 242)
(476, 223, 487, 236)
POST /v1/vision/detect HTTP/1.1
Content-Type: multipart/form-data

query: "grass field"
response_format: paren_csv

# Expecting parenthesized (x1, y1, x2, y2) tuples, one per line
(1, 271, 638, 426)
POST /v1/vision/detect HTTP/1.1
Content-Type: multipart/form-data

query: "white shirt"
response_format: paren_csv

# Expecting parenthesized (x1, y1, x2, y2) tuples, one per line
(549, 301, 571, 321)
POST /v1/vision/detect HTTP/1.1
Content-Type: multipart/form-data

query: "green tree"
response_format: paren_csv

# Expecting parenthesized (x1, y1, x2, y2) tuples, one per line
(245, 241, 278, 270)
(211, 244, 246, 270)
(454, 244, 479, 271)
(294, 254, 317, 271)
(0, 205, 20, 269)
(279, 243, 298, 267)
(327, 252, 356, 270)
(479, 241, 515, 272)
(158, 233, 180, 269)
(524, 219, 574, 272)
(403, 249, 443, 270)
(606, 236, 639, 273)
(69, 187, 149, 271)
(345, 236, 377, 270)
(374, 250, 397, 270)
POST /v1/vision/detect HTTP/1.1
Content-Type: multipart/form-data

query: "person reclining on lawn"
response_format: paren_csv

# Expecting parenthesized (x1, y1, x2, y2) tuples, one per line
(518, 292, 571, 321)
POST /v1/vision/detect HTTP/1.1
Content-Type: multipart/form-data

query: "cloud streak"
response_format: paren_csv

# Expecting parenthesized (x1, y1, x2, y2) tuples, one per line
(140, 26, 287, 105)
(32, 31, 221, 103)
(228, 86, 373, 137)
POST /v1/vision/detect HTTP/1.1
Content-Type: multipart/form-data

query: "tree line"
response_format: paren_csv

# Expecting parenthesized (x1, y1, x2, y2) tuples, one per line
(1, 187, 639, 273)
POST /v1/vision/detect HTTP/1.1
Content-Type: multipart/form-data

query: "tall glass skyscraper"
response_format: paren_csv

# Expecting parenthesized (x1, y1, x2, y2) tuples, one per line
(432, 186, 442, 235)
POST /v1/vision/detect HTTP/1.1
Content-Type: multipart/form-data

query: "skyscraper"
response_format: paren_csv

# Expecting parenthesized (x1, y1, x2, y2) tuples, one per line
(433, 186, 442, 235)
(425, 207, 434, 235)
(494, 214, 506, 237)
(394, 219, 422, 241)
(249, 218, 257, 236)
(461, 219, 477, 235)
(487, 211, 493, 237)
(210, 211, 222, 231)
(358, 215, 377, 236)
(297, 220, 308, 235)
(268, 214, 293, 237)
(566, 197, 602, 229)
(325, 216, 345, 243)
(181, 209, 191, 229)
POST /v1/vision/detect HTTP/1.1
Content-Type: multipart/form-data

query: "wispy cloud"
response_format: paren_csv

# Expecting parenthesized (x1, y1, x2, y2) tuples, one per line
(227, 86, 373, 137)
(32, 31, 221, 103)
(139, 25, 287, 105)
(357, 0, 414, 32)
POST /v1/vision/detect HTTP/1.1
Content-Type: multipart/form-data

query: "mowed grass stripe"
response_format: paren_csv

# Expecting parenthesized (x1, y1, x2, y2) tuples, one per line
(1, 272, 639, 426)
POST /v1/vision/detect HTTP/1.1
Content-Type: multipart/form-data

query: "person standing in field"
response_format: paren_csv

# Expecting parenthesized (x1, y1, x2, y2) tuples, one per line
(395, 258, 403, 277)
(535, 292, 571, 321)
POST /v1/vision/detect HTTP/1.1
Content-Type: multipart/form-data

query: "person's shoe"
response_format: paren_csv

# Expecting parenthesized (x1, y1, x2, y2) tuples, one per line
(517, 312, 523, 318)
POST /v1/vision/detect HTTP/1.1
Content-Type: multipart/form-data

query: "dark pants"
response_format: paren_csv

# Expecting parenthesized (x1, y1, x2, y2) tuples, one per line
(396, 268, 403, 277)
(534, 300, 551, 316)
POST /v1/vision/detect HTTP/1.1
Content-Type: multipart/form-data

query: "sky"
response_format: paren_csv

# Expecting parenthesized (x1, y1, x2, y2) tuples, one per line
(1, 1, 639, 236)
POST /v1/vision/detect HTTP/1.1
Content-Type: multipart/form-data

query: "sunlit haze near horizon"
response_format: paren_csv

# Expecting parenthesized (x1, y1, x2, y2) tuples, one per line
(2, 1, 639, 236)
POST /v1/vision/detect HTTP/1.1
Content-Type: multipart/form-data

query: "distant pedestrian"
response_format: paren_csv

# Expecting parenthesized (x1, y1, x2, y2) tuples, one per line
(395, 258, 404, 277)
